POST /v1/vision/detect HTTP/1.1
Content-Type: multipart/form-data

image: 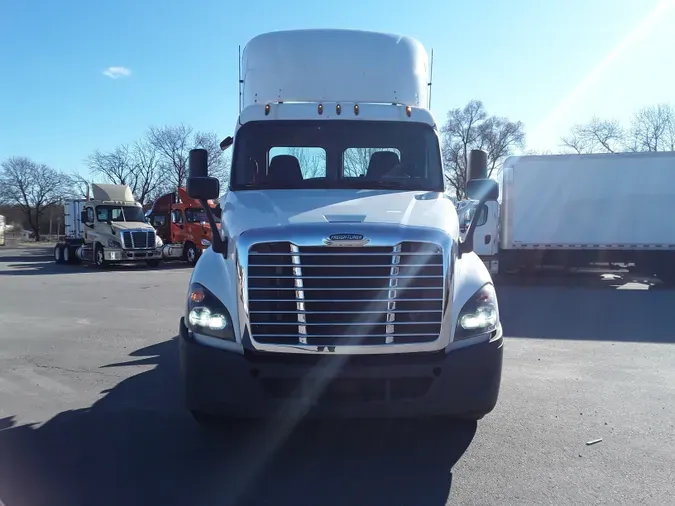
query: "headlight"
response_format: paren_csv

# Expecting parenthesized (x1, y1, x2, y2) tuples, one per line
(455, 283, 499, 340)
(107, 239, 121, 248)
(155, 235, 163, 247)
(201, 238, 211, 247)
(186, 283, 234, 340)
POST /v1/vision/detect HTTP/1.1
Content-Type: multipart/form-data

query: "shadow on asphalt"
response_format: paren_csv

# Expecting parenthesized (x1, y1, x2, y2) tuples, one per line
(0, 338, 476, 506)
(497, 271, 675, 343)
(0, 248, 191, 275)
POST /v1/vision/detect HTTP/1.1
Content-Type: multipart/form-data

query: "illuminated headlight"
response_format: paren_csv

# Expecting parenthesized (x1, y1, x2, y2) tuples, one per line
(185, 283, 234, 340)
(201, 238, 211, 247)
(155, 235, 163, 247)
(455, 283, 499, 340)
(107, 239, 121, 248)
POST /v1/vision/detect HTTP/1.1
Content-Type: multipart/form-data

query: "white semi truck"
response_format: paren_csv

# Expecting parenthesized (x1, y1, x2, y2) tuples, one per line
(53, 183, 163, 268)
(467, 151, 675, 283)
(178, 29, 503, 426)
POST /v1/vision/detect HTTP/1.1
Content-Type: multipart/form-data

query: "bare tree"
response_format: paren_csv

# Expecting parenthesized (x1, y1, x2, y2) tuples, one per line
(0, 157, 73, 241)
(441, 100, 525, 199)
(68, 172, 91, 199)
(147, 124, 193, 190)
(194, 131, 230, 182)
(130, 139, 163, 205)
(84, 142, 161, 205)
(85, 145, 135, 186)
(626, 103, 675, 152)
(560, 103, 675, 154)
(148, 124, 229, 192)
(560, 116, 625, 154)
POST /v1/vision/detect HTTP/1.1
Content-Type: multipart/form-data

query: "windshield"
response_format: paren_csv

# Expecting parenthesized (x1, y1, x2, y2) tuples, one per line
(185, 208, 220, 224)
(95, 205, 146, 223)
(230, 120, 444, 191)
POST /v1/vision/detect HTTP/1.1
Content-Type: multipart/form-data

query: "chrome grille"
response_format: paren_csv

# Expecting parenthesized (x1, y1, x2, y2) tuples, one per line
(121, 230, 154, 249)
(247, 241, 445, 346)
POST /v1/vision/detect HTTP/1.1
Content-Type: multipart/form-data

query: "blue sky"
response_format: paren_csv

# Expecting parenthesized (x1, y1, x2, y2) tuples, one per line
(1, 0, 673, 176)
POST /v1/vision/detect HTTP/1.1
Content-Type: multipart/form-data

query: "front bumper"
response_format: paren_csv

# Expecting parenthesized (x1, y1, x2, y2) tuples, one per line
(179, 318, 503, 419)
(104, 248, 162, 262)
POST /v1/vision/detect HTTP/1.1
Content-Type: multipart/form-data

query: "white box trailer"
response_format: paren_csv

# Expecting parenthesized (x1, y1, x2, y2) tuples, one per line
(63, 199, 85, 240)
(471, 151, 675, 282)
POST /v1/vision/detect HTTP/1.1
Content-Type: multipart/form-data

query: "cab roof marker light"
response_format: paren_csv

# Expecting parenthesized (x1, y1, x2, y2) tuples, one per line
(318, 103, 323, 115)
(336, 103, 341, 115)
(406, 105, 412, 117)
(354, 104, 359, 115)
(264, 104, 270, 115)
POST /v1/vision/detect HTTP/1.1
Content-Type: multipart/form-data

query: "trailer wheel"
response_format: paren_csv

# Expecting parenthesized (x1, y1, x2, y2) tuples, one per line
(53, 244, 64, 264)
(94, 244, 107, 269)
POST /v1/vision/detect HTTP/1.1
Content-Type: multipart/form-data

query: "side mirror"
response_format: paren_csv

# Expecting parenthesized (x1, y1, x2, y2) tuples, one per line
(187, 148, 220, 200)
(466, 149, 488, 182)
(187, 177, 220, 200)
(466, 178, 499, 201)
(80, 210, 87, 224)
(187, 148, 227, 255)
(458, 178, 499, 257)
(219, 136, 233, 151)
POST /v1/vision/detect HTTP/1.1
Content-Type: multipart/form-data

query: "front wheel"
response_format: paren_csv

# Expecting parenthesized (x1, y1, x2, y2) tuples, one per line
(185, 243, 199, 266)
(94, 244, 107, 269)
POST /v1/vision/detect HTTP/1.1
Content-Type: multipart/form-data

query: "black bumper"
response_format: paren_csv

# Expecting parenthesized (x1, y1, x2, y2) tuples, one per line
(179, 318, 503, 419)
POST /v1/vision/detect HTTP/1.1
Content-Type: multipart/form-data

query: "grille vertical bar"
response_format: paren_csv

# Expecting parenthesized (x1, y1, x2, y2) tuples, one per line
(290, 244, 307, 345)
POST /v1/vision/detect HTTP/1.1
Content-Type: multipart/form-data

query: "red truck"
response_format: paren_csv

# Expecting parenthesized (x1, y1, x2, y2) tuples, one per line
(146, 187, 219, 265)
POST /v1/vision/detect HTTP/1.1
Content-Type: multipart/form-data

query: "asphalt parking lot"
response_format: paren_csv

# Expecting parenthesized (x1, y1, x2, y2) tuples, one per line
(0, 246, 673, 506)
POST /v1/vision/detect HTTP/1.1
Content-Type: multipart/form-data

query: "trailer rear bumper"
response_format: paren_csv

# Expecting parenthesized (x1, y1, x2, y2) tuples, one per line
(179, 318, 503, 420)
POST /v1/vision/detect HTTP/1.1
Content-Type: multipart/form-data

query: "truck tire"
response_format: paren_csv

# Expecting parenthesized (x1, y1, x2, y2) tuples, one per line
(184, 243, 198, 266)
(94, 244, 107, 269)
(63, 245, 72, 264)
(53, 244, 64, 264)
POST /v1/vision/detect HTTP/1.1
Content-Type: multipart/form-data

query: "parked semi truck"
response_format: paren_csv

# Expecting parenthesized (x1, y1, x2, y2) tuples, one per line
(467, 151, 675, 282)
(146, 187, 219, 265)
(53, 183, 163, 267)
(179, 29, 503, 426)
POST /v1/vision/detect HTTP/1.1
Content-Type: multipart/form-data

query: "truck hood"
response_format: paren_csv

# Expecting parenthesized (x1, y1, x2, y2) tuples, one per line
(110, 222, 154, 232)
(223, 189, 459, 237)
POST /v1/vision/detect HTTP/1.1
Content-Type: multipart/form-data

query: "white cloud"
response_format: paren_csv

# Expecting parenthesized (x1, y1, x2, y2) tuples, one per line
(103, 66, 132, 79)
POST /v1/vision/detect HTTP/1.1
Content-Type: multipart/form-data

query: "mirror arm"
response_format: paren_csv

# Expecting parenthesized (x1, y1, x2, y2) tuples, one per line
(199, 199, 227, 254)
